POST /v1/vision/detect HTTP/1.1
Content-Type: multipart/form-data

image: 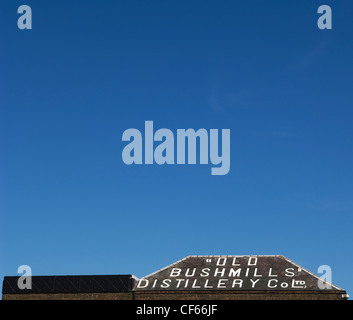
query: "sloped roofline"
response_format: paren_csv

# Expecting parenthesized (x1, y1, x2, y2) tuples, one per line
(281, 256, 343, 291)
(142, 255, 344, 291)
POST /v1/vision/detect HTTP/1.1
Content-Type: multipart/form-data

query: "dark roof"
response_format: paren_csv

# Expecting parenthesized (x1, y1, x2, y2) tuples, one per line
(135, 255, 345, 292)
(2, 275, 137, 294)
(3, 256, 346, 295)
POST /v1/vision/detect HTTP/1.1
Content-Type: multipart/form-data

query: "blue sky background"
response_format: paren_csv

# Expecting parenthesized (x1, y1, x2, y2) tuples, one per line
(1, 0, 353, 297)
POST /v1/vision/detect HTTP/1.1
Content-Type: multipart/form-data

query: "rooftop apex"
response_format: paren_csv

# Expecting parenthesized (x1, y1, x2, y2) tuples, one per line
(135, 255, 345, 292)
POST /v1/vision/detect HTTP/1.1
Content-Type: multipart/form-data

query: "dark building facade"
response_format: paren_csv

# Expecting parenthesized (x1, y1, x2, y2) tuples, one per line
(2, 255, 348, 300)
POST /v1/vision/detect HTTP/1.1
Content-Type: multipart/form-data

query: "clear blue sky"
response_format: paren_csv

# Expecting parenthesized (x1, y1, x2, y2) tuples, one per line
(1, 0, 352, 297)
